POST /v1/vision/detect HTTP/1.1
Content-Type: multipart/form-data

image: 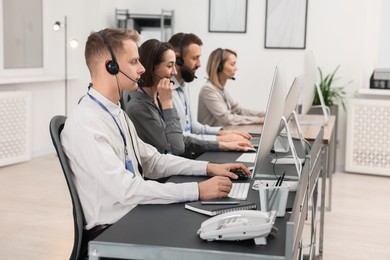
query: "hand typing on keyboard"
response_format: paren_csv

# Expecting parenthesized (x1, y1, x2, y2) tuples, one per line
(198, 163, 251, 200)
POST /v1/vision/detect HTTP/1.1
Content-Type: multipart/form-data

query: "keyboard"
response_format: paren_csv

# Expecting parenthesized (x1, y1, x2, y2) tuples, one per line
(228, 183, 250, 200)
(271, 156, 305, 164)
(250, 137, 260, 147)
(236, 153, 256, 163)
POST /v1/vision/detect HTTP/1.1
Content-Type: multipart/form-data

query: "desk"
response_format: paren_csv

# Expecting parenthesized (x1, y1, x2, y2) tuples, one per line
(224, 114, 334, 143)
(88, 130, 324, 260)
(296, 115, 336, 212)
(224, 114, 336, 211)
(90, 177, 289, 260)
(225, 116, 333, 257)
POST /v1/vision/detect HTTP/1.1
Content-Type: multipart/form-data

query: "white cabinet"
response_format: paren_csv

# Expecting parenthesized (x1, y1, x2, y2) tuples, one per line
(345, 94, 390, 176)
(0, 91, 31, 166)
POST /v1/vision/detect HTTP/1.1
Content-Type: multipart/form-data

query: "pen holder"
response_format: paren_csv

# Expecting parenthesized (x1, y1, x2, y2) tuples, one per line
(258, 182, 289, 217)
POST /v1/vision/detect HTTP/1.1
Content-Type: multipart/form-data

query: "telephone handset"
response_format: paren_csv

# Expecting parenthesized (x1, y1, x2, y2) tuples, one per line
(197, 210, 277, 245)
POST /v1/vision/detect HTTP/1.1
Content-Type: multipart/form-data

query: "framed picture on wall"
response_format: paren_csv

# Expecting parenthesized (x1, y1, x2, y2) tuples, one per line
(264, 0, 308, 49)
(208, 0, 248, 33)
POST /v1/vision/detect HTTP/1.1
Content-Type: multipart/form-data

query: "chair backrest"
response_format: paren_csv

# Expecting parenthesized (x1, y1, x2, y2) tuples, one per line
(120, 90, 131, 110)
(49, 115, 86, 260)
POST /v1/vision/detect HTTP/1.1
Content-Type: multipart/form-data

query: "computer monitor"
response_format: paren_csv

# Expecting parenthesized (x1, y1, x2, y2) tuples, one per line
(273, 74, 304, 153)
(273, 74, 306, 158)
(301, 50, 316, 116)
(252, 64, 285, 177)
(277, 74, 306, 176)
(284, 74, 304, 122)
(300, 50, 329, 125)
(284, 74, 306, 138)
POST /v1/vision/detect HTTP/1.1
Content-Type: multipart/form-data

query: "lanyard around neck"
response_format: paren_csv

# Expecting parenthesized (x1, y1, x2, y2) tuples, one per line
(87, 91, 128, 153)
(178, 87, 188, 117)
(87, 84, 143, 176)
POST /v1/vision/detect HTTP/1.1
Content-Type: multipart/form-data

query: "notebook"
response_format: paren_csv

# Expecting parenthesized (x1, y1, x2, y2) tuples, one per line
(185, 199, 257, 216)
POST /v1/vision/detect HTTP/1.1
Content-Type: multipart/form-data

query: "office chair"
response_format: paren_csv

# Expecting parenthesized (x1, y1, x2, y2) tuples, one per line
(50, 115, 108, 259)
(120, 90, 131, 110)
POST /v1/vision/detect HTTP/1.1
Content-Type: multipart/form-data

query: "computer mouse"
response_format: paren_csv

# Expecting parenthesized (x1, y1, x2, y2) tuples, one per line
(232, 170, 248, 180)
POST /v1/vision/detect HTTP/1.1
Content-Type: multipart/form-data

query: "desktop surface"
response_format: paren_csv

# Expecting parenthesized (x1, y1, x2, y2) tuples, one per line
(196, 151, 254, 167)
(89, 147, 313, 259)
(91, 176, 289, 259)
(224, 124, 263, 136)
(195, 141, 306, 181)
(224, 114, 335, 145)
(295, 114, 335, 144)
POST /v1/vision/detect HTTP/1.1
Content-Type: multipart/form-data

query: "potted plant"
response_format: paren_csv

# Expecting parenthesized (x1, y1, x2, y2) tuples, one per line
(312, 65, 350, 111)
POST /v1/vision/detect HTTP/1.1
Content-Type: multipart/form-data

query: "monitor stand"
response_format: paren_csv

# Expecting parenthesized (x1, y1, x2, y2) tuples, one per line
(270, 116, 303, 178)
(300, 83, 330, 126)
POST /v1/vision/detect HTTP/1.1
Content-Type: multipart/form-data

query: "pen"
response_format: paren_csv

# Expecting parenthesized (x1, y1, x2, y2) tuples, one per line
(275, 176, 281, 187)
(279, 172, 285, 186)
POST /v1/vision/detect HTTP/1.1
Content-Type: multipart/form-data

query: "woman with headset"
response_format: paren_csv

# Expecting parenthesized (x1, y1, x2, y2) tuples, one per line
(124, 40, 254, 158)
(198, 48, 265, 127)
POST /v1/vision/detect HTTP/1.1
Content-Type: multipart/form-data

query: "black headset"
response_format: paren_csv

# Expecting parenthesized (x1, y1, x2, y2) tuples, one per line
(217, 48, 224, 73)
(175, 33, 187, 67)
(99, 30, 120, 75)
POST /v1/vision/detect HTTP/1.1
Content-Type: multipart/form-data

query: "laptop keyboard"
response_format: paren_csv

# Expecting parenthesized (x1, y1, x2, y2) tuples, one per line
(236, 153, 256, 163)
(228, 183, 250, 200)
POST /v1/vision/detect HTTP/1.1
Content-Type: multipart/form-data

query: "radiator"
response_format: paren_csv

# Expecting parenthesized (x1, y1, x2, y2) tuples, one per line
(0, 90, 31, 167)
(345, 98, 390, 176)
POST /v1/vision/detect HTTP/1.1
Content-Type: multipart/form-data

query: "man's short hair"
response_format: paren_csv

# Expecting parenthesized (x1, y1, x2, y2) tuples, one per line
(168, 32, 203, 58)
(84, 28, 140, 76)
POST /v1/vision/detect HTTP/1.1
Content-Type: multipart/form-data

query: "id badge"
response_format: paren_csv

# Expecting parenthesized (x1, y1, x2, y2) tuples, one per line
(184, 125, 192, 133)
(125, 159, 135, 177)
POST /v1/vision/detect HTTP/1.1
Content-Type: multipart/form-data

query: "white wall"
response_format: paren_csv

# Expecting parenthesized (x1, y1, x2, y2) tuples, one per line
(1, 0, 388, 170)
(0, 0, 98, 157)
(100, 0, 386, 170)
(378, 0, 390, 68)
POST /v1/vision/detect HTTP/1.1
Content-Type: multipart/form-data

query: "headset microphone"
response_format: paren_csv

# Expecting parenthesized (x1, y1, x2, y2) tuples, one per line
(154, 72, 175, 85)
(119, 69, 143, 86)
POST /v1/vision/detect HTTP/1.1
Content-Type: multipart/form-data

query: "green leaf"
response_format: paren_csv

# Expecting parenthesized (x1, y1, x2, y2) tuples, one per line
(313, 65, 350, 111)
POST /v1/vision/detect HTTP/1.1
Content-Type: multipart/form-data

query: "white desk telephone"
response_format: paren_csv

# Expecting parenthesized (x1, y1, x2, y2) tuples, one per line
(197, 210, 277, 245)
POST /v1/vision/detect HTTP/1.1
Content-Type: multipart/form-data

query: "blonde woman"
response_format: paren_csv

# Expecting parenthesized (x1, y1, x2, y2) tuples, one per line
(198, 48, 265, 126)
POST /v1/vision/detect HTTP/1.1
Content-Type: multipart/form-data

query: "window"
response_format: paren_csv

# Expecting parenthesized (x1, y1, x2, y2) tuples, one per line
(1, 0, 43, 70)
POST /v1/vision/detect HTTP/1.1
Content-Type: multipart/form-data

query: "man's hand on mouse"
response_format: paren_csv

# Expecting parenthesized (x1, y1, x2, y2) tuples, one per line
(206, 163, 251, 179)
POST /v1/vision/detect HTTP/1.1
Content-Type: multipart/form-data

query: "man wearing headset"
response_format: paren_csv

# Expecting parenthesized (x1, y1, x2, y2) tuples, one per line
(61, 28, 250, 230)
(168, 33, 252, 142)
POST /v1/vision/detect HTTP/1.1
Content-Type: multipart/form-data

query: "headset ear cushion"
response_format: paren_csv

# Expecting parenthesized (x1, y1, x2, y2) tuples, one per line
(106, 60, 119, 75)
(217, 63, 223, 72)
(176, 57, 184, 67)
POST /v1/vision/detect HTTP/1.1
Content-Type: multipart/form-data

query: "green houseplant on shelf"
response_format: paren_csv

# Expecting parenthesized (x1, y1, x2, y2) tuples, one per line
(313, 65, 350, 112)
